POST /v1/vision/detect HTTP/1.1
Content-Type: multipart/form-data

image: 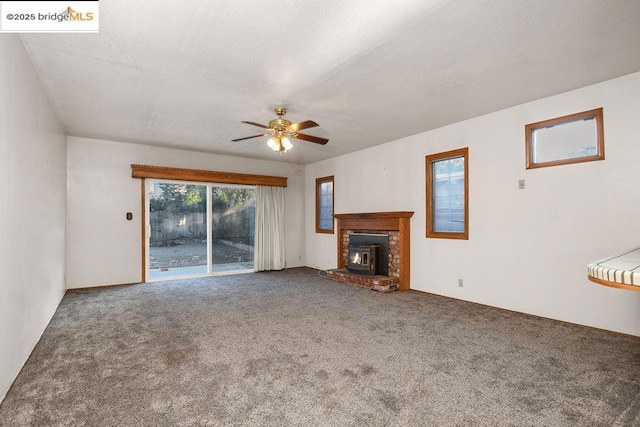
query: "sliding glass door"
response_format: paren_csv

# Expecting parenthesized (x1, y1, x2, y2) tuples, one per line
(147, 180, 255, 280)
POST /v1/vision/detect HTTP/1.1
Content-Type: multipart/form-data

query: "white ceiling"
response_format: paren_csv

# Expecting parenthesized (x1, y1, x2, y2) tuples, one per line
(20, 0, 640, 165)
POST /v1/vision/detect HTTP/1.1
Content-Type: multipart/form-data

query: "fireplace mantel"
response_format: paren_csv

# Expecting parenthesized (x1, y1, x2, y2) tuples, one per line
(334, 211, 414, 290)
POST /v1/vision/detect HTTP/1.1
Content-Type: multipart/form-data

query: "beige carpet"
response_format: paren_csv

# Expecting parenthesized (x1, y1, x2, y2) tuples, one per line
(1, 267, 639, 426)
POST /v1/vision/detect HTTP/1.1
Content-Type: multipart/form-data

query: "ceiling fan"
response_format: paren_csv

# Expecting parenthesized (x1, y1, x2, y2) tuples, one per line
(232, 107, 329, 152)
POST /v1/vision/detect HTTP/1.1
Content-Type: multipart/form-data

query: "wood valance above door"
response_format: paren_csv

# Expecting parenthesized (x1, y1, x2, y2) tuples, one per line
(131, 164, 287, 187)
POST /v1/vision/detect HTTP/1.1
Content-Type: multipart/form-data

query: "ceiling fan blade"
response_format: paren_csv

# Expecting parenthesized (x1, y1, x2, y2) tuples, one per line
(231, 134, 266, 142)
(288, 120, 319, 132)
(291, 132, 329, 145)
(241, 121, 271, 129)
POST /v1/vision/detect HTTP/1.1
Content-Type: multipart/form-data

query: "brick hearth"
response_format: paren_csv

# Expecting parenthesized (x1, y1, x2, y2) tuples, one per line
(326, 268, 399, 293)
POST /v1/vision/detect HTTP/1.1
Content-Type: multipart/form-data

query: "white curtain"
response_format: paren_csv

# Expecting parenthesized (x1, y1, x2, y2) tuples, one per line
(254, 186, 286, 271)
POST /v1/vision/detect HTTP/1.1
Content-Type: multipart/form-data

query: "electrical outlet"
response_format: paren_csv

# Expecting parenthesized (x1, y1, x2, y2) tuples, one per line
(458, 278, 464, 288)
(518, 179, 526, 189)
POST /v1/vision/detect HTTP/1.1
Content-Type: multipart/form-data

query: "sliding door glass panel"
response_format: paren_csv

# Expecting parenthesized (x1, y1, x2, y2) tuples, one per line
(211, 186, 255, 273)
(148, 182, 207, 279)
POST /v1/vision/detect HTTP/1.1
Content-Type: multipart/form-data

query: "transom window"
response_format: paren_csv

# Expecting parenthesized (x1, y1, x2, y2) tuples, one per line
(426, 148, 469, 240)
(525, 108, 604, 169)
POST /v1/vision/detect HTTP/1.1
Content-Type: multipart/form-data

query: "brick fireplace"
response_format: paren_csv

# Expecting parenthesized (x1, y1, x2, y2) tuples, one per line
(327, 211, 414, 291)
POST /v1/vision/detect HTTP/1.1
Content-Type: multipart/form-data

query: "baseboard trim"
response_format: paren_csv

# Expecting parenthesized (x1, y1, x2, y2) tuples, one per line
(0, 288, 65, 409)
(408, 288, 639, 339)
(66, 282, 144, 292)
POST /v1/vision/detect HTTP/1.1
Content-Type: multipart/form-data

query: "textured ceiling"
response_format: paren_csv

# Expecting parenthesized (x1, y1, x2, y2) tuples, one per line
(20, 0, 640, 164)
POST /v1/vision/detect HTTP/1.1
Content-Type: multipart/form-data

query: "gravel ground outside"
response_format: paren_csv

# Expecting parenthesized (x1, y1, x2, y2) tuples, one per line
(149, 241, 252, 269)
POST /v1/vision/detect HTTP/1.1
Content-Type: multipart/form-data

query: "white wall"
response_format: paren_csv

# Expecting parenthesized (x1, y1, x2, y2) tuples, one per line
(0, 35, 67, 402)
(66, 137, 306, 288)
(306, 71, 640, 336)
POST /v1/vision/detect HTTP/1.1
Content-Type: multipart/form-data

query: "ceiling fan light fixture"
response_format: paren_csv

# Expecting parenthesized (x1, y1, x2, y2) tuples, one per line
(267, 136, 280, 151)
(267, 133, 293, 152)
(282, 137, 293, 151)
(233, 107, 328, 150)
(267, 131, 293, 152)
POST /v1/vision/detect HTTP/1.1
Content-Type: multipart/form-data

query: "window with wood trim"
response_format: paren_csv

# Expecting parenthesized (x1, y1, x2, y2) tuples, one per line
(426, 148, 468, 240)
(525, 108, 604, 169)
(316, 176, 334, 234)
